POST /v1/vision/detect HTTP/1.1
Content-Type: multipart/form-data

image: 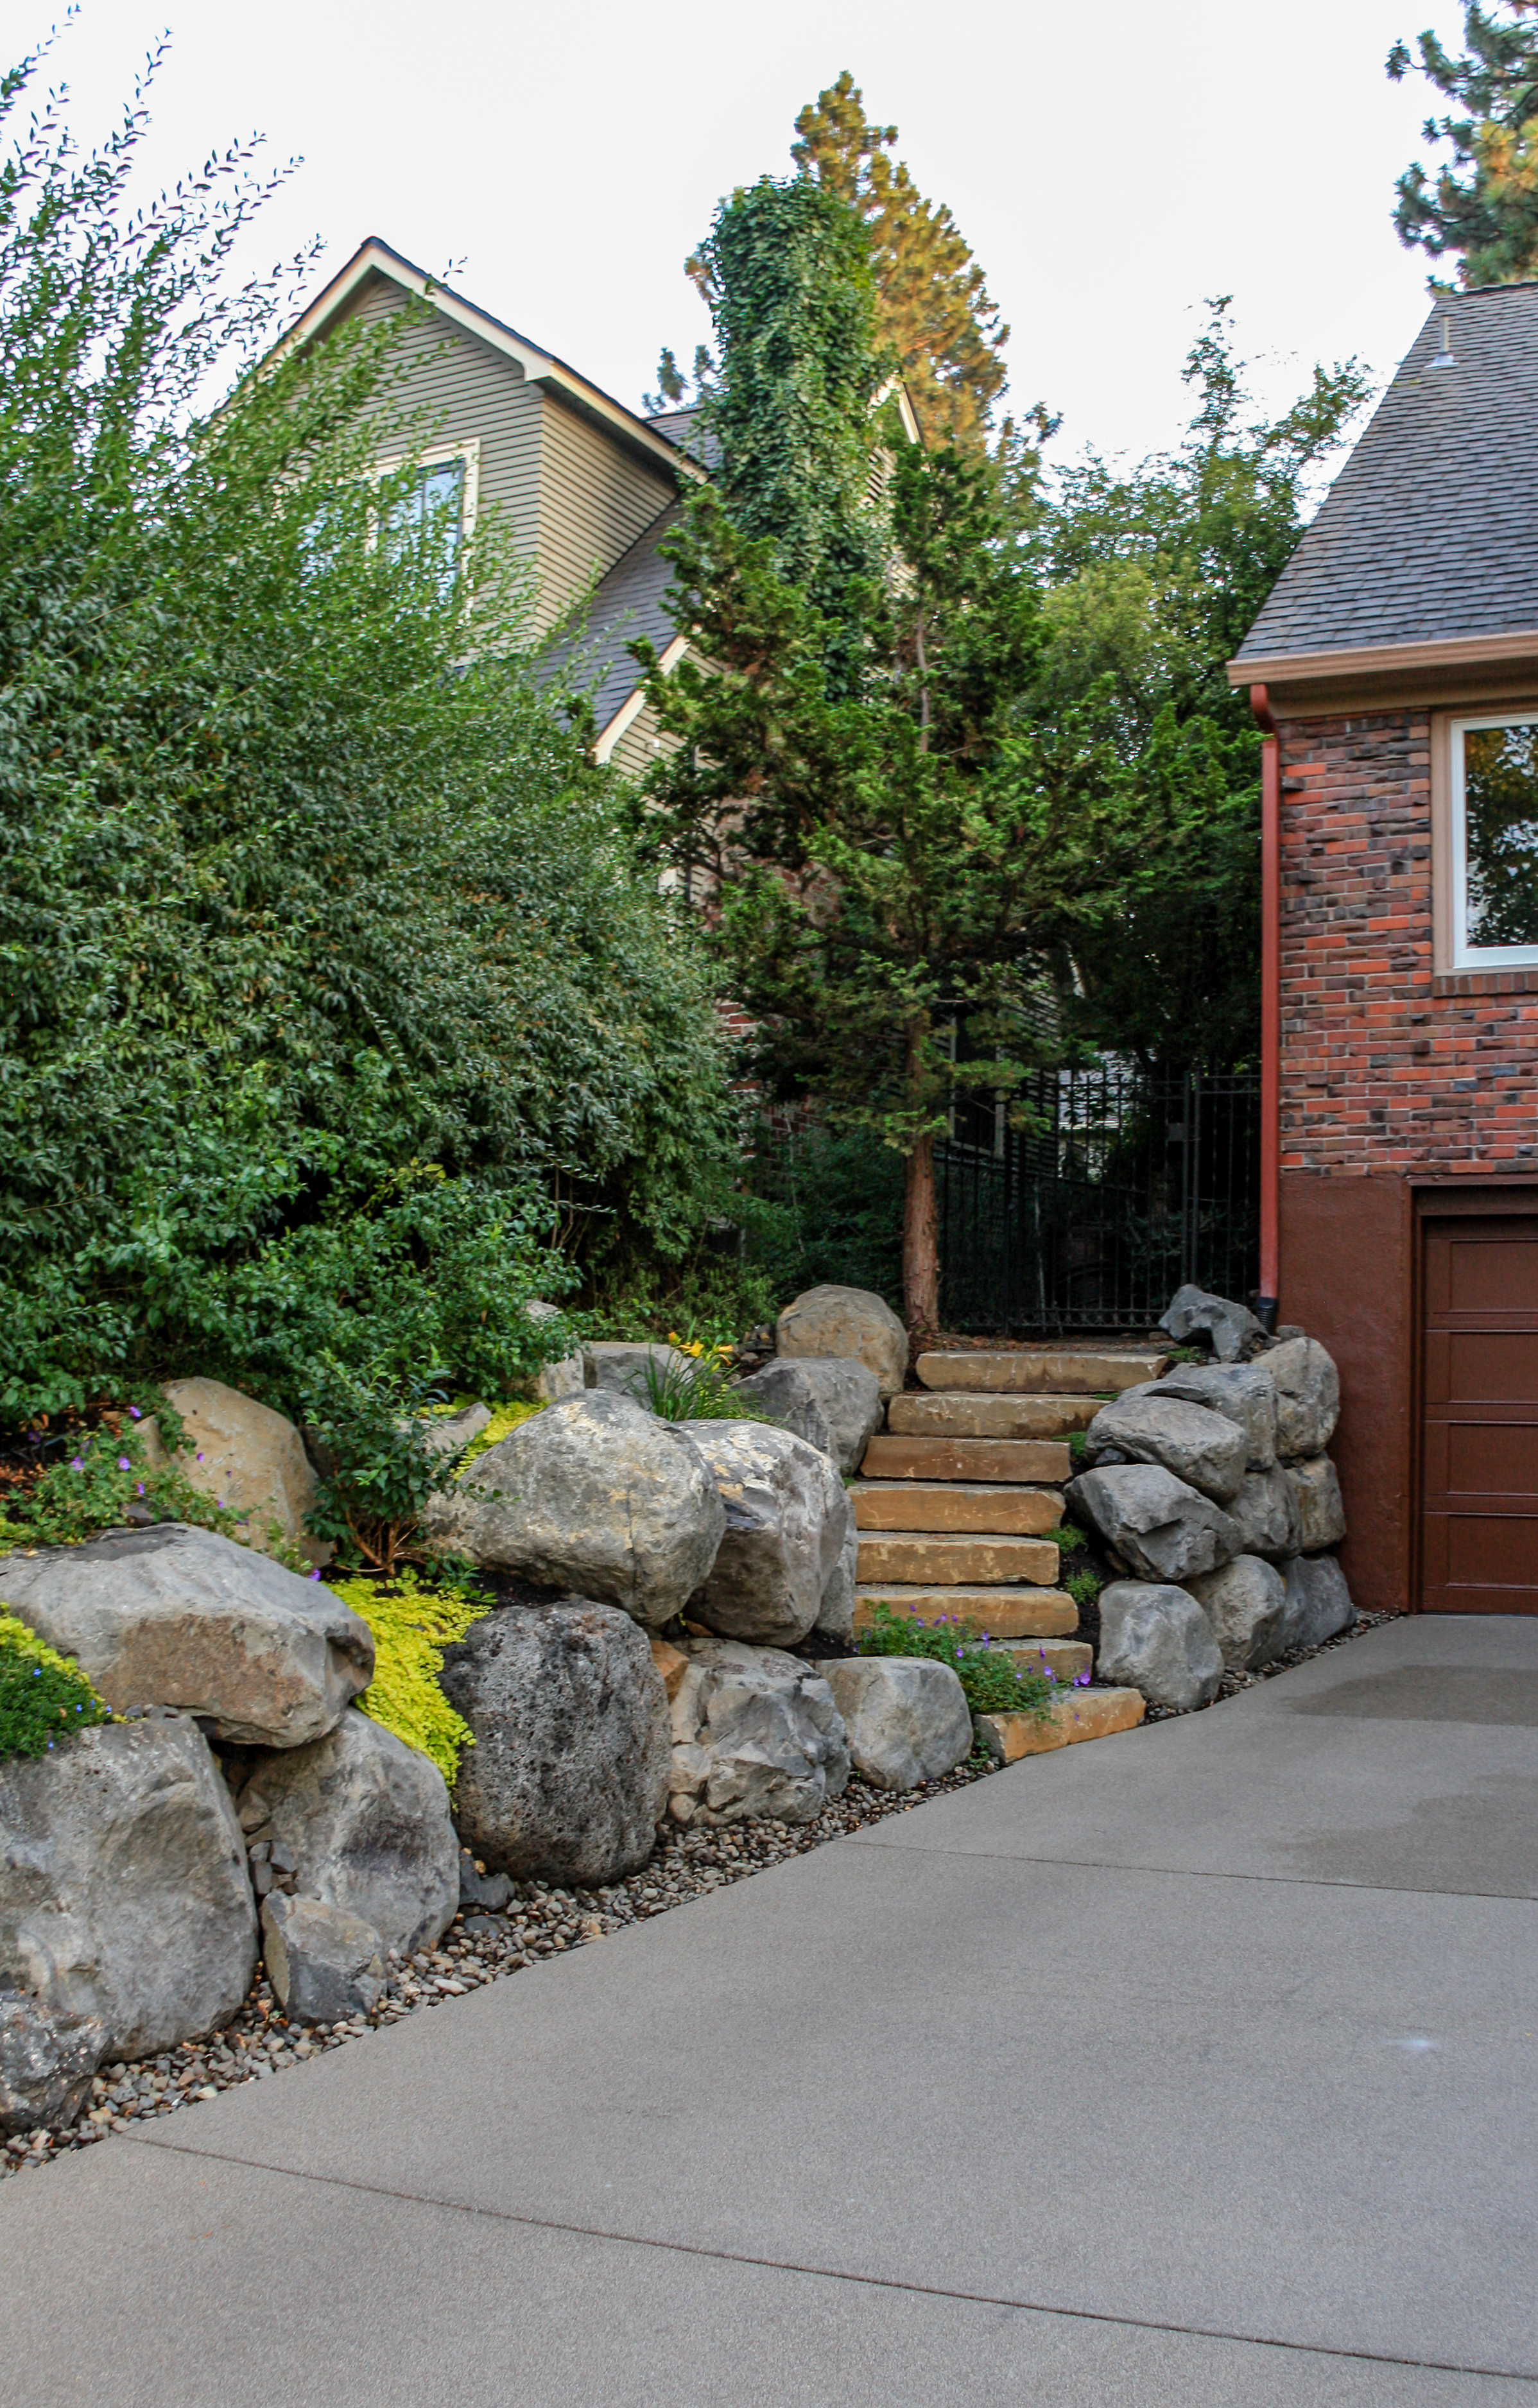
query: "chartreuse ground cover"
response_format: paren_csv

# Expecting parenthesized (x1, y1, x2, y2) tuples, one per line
(0, 1612, 111, 1761)
(329, 1572, 491, 1785)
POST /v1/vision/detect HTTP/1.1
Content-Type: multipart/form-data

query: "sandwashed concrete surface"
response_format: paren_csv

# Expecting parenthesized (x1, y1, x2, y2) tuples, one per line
(2, 1616, 1535, 2405)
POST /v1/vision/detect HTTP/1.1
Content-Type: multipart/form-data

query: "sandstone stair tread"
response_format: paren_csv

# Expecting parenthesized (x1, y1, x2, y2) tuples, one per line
(915, 1348, 1168, 1397)
(887, 1392, 1101, 1441)
(854, 1584, 1078, 1638)
(851, 1481, 1063, 1536)
(857, 1531, 1060, 1586)
(860, 1434, 1071, 1483)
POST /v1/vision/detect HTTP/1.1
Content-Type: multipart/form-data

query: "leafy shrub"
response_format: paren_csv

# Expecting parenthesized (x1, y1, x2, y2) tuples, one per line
(329, 1572, 490, 1784)
(0, 1612, 111, 1759)
(302, 1366, 470, 1580)
(0, 1420, 239, 1553)
(857, 1601, 1056, 1718)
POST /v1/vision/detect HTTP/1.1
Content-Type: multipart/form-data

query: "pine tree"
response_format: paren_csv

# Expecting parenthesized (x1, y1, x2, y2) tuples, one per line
(790, 72, 1008, 448)
(1388, 3, 1538, 283)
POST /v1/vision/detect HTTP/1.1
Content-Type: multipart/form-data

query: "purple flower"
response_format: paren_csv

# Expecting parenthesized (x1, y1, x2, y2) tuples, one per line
(308, 1569, 321, 1581)
(128, 1406, 142, 1420)
(196, 1452, 204, 1463)
(135, 1483, 145, 1497)
(1075, 1671, 1091, 1686)
(117, 1457, 130, 1472)
(69, 1456, 85, 1472)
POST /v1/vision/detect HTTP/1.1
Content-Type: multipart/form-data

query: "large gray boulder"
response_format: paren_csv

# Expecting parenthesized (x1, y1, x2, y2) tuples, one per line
(1186, 1554, 1288, 1672)
(1227, 1465, 1303, 1561)
(1286, 1454, 1347, 1552)
(1159, 1284, 1265, 1364)
(260, 1893, 385, 2025)
(667, 1639, 849, 1827)
(817, 1657, 972, 1791)
(1267, 1336, 1341, 1460)
(686, 1421, 854, 1648)
(1067, 1463, 1241, 1584)
(1085, 1391, 1247, 1504)
(1278, 1552, 1356, 1653)
(776, 1284, 908, 1402)
(438, 1600, 670, 1885)
(734, 1357, 883, 1474)
(813, 1517, 859, 1643)
(157, 1376, 325, 1561)
(1096, 1581, 1224, 1710)
(236, 1708, 460, 1959)
(0, 1714, 257, 2060)
(0, 1995, 107, 2135)
(1132, 1364, 1278, 1470)
(0, 1523, 373, 1748)
(425, 1392, 725, 1630)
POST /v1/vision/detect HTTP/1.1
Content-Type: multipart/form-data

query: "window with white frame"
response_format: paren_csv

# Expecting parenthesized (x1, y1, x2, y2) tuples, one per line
(374, 440, 478, 599)
(1450, 710, 1538, 968)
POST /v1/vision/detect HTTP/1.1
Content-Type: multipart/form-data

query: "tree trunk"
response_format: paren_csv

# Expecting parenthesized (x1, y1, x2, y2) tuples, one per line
(903, 1131, 940, 1345)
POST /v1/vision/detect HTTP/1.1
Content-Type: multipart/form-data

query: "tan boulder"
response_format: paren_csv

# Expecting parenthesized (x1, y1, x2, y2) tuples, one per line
(161, 1378, 324, 1563)
(776, 1285, 908, 1402)
(975, 1687, 1145, 1764)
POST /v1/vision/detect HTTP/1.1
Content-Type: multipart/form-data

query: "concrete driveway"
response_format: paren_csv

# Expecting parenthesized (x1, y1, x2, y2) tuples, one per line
(3, 1614, 1535, 2407)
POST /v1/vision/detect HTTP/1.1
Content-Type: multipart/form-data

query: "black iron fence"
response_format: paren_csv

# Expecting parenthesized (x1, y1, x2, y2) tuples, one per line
(937, 1062, 1261, 1334)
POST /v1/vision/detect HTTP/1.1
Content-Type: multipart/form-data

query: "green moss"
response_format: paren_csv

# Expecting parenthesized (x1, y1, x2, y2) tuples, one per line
(0, 1612, 111, 1760)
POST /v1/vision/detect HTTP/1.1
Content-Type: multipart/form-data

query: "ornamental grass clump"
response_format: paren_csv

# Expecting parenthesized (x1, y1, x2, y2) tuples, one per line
(329, 1571, 490, 1785)
(857, 1599, 1058, 1719)
(0, 1612, 111, 1760)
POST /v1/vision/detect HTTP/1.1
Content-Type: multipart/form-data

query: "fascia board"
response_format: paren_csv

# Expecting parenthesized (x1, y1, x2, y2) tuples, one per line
(592, 633, 689, 763)
(1228, 627, 1538, 689)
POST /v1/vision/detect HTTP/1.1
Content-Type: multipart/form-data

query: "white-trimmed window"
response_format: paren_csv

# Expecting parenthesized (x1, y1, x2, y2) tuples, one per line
(372, 439, 480, 597)
(1449, 710, 1538, 968)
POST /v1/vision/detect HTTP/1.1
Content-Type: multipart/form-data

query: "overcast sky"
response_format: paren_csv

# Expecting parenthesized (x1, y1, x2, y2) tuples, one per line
(19, 0, 1467, 474)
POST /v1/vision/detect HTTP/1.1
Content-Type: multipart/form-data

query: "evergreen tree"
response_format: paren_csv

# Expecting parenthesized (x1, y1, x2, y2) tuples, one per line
(1388, 3, 1538, 282)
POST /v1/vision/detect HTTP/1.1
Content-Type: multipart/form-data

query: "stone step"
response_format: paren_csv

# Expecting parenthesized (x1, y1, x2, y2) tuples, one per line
(888, 1392, 1100, 1441)
(854, 1585, 1078, 1638)
(860, 1434, 1072, 1483)
(851, 1482, 1062, 1536)
(974, 1687, 1145, 1764)
(856, 1531, 1060, 1587)
(915, 1348, 1167, 1397)
(995, 1636, 1094, 1686)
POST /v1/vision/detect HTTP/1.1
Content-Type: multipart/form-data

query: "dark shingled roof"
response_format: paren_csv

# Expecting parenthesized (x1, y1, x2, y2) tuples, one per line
(542, 504, 681, 735)
(1235, 282, 1538, 664)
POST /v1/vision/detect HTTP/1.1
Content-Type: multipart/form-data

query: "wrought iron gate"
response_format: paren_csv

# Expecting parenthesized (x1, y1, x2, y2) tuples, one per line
(937, 1062, 1261, 1335)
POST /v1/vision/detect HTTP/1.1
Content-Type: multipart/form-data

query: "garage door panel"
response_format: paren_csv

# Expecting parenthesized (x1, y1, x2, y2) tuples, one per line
(1444, 1330, 1538, 1403)
(1421, 1214, 1538, 1614)
(1444, 1422, 1538, 1497)
(1446, 1232, 1538, 1314)
(1446, 1512, 1538, 1587)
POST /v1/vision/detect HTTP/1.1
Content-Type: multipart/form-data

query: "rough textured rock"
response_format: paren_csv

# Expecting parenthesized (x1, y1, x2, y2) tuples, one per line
(0, 1523, 373, 1748)
(776, 1284, 909, 1402)
(735, 1357, 884, 1474)
(816, 1657, 972, 1791)
(438, 1601, 670, 1885)
(260, 1893, 385, 2024)
(1096, 1581, 1224, 1710)
(1186, 1554, 1288, 1672)
(812, 1517, 859, 1642)
(160, 1376, 325, 1560)
(1279, 1552, 1356, 1651)
(0, 1994, 107, 2135)
(1267, 1336, 1341, 1460)
(666, 1639, 849, 1826)
(420, 1402, 490, 1457)
(458, 1848, 512, 1913)
(686, 1421, 854, 1647)
(1132, 1363, 1279, 1470)
(1286, 1454, 1347, 1552)
(425, 1393, 725, 1629)
(237, 1708, 460, 1958)
(1227, 1465, 1304, 1561)
(1067, 1463, 1241, 1583)
(582, 1340, 696, 1403)
(1085, 1391, 1247, 1503)
(0, 1715, 257, 2060)
(1159, 1284, 1265, 1364)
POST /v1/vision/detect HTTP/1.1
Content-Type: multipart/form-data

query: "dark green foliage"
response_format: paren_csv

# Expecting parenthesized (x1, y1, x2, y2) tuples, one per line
(0, 45, 739, 1423)
(745, 1125, 906, 1310)
(857, 1599, 1055, 1717)
(302, 1362, 470, 1579)
(0, 1617, 111, 1760)
(1388, 3, 1538, 284)
(0, 1419, 238, 1552)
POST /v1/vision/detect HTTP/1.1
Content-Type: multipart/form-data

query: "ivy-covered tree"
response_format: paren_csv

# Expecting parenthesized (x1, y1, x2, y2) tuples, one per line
(637, 180, 1200, 1337)
(1388, 3, 1538, 282)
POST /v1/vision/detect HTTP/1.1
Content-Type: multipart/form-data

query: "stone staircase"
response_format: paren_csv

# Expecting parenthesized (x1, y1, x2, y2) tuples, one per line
(852, 1345, 1169, 1692)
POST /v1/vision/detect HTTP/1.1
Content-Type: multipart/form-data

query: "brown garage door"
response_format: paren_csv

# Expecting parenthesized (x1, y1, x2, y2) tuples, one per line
(1422, 1214, 1538, 1613)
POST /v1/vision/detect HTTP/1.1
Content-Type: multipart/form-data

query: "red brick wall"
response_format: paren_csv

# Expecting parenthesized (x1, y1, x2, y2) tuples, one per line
(1276, 707, 1538, 1173)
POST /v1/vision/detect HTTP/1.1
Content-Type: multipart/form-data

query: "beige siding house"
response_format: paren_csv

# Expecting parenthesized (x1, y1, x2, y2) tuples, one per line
(281, 237, 698, 765)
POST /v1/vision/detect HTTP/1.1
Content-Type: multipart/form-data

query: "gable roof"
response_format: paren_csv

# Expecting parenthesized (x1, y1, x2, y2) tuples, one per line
(279, 237, 698, 485)
(540, 505, 686, 759)
(1233, 282, 1538, 679)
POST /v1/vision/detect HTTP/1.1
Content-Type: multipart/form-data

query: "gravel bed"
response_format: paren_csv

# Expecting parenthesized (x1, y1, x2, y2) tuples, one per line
(1, 1606, 1403, 2182)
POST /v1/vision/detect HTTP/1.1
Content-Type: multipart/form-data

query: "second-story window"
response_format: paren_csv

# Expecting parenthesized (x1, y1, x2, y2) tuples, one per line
(1452, 712, 1538, 967)
(379, 449, 473, 597)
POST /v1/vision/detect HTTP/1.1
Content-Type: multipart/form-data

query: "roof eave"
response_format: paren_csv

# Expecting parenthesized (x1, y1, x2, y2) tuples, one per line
(1229, 626, 1538, 692)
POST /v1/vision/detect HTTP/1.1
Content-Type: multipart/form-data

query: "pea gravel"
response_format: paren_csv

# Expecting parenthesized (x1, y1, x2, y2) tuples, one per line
(1, 1604, 1399, 2182)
